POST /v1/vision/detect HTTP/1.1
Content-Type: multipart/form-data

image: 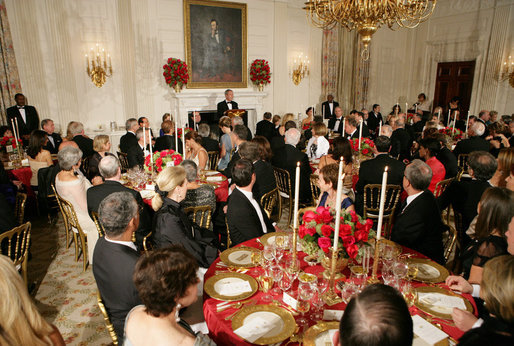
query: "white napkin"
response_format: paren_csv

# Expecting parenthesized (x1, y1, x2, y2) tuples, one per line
(412, 315, 448, 345)
(21, 158, 29, 166)
(234, 315, 280, 343)
(323, 309, 344, 321)
(205, 171, 219, 176)
(206, 176, 223, 182)
(418, 292, 466, 312)
(217, 281, 252, 296)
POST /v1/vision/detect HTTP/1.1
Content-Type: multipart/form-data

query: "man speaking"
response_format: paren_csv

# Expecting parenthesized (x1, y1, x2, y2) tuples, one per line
(217, 89, 238, 120)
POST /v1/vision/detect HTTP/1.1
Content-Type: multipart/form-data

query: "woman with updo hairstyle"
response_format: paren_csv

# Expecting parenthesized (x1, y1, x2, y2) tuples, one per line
(317, 163, 354, 212)
(251, 135, 273, 162)
(490, 148, 514, 188)
(301, 107, 314, 129)
(152, 166, 218, 268)
(306, 122, 330, 160)
(185, 130, 208, 170)
(124, 246, 215, 346)
(27, 129, 53, 187)
(218, 116, 233, 171)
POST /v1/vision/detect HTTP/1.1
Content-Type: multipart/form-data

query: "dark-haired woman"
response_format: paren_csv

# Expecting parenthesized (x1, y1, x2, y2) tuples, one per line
(318, 136, 354, 199)
(185, 131, 208, 171)
(27, 130, 53, 188)
(418, 137, 445, 193)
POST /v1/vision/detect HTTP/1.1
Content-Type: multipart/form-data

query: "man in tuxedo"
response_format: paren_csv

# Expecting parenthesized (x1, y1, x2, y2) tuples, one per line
(41, 119, 62, 154)
(187, 111, 203, 131)
(328, 107, 345, 134)
(271, 120, 297, 167)
(390, 118, 412, 161)
(367, 104, 383, 136)
(238, 141, 277, 202)
(120, 118, 139, 153)
(322, 94, 339, 119)
(344, 116, 360, 139)
(453, 122, 490, 157)
(407, 113, 425, 140)
(138, 116, 155, 139)
(6, 93, 39, 144)
(255, 112, 275, 143)
(227, 159, 277, 246)
(93, 192, 141, 343)
(223, 124, 247, 179)
(69, 121, 94, 158)
(127, 127, 150, 168)
(217, 89, 238, 120)
(391, 160, 445, 264)
(355, 136, 406, 215)
(154, 120, 183, 153)
(87, 155, 151, 248)
(198, 123, 219, 152)
(356, 112, 370, 138)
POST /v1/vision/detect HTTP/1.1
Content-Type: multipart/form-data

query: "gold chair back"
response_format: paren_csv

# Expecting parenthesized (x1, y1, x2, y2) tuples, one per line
(207, 151, 220, 171)
(0, 222, 31, 284)
(273, 167, 294, 225)
(184, 205, 212, 229)
(225, 216, 232, 249)
(117, 151, 129, 172)
(91, 211, 105, 238)
(97, 291, 118, 345)
(51, 184, 73, 249)
(81, 156, 90, 178)
(433, 178, 453, 198)
(456, 154, 469, 181)
(309, 174, 320, 207)
(260, 187, 281, 223)
(443, 224, 458, 265)
(14, 192, 27, 225)
(363, 184, 402, 239)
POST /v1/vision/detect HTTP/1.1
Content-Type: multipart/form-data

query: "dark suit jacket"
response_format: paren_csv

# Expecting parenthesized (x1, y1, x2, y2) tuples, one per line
(328, 116, 345, 134)
(437, 147, 459, 178)
(367, 111, 383, 133)
(0, 192, 16, 235)
(73, 135, 94, 158)
(390, 128, 412, 160)
(391, 190, 445, 264)
(270, 135, 285, 166)
(453, 136, 490, 157)
(357, 123, 370, 138)
(127, 144, 144, 168)
(92, 238, 141, 341)
(217, 100, 239, 120)
(43, 132, 62, 154)
(223, 149, 240, 179)
(255, 120, 275, 143)
(227, 187, 274, 246)
(347, 129, 359, 140)
(321, 101, 339, 119)
(253, 160, 277, 202)
(274, 144, 312, 204)
(6, 105, 39, 137)
(119, 132, 138, 154)
(201, 137, 220, 152)
(407, 121, 425, 141)
(154, 134, 183, 153)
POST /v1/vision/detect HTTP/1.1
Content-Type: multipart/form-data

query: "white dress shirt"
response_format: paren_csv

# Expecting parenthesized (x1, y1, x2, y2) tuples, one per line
(405, 190, 423, 209)
(18, 106, 26, 123)
(333, 117, 343, 131)
(329, 102, 334, 115)
(47, 135, 55, 147)
(236, 186, 268, 233)
(105, 236, 137, 251)
(227, 101, 233, 110)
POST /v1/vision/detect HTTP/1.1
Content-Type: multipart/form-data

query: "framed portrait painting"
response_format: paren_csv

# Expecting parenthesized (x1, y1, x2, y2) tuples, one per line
(184, 0, 247, 88)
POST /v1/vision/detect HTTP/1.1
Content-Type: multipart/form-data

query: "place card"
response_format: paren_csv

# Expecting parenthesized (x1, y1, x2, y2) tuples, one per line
(234, 315, 280, 343)
(145, 183, 155, 191)
(418, 293, 466, 310)
(412, 315, 449, 346)
(323, 309, 344, 321)
(166, 161, 175, 167)
(283, 292, 298, 310)
(217, 281, 252, 296)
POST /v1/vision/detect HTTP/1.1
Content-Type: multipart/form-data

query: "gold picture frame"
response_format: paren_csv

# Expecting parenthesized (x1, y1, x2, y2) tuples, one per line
(183, 0, 247, 88)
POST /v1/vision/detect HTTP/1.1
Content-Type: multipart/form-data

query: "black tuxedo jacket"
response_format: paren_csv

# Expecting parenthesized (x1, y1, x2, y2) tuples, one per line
(390, 128, 412, 160)
(407, 121, 425, 140)
(119, 132, 138, 154)
(255, 120, 275, 143)
(154, 134, 183, 153)
(367, 111, 383, 132)
(391, 190, 445, 264)
(453, 136, 490, 157)
(127, 144, 144, 168)
(217, 100, 239, 120)
(253, 160, 277, 202)
(437, 146, 458, 178)
(322, 101, 339, 119)
(328, 116, 344, 134)
(223, 149, 240, 179)
(357, 123, 370, 138)
(0, 192, 16, 235)
(274, 144, 312, 204)
(227, 187, 274, 246)
(73, 135, 94, 158)
(92, 238, 141, 341)
(43, 133, 62, 154)
(201, 137, 220, 152)
(346, 130, 359, 140)
(6, 105, 39, 137)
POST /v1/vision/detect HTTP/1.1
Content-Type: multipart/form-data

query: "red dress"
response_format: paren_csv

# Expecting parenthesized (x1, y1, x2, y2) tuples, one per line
(426, 156, 446, 193)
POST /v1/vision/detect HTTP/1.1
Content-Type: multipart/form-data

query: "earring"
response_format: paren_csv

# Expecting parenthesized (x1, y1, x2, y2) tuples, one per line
(175, 303, 181, 322)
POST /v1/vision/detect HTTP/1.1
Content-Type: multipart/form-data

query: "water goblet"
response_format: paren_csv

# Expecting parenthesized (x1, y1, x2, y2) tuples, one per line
(278, 269, 295, 293)
(262, 244, 275, 266)
(269, 264, 284, 296)
(258, 274, 274, 304)
(297, 282, 315, 327)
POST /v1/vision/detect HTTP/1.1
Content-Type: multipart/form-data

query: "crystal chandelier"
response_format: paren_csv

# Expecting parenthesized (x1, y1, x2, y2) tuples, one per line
(304, 0, 437, 59)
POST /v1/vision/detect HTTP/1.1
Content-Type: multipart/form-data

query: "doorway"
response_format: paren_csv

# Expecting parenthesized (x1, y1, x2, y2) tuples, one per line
(433, 61, 475, 115)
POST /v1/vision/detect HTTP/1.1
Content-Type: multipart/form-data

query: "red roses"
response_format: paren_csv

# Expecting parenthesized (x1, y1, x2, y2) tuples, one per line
(163, 58, 189, 87)
(249, 59, 271, 85)
(144, 149, 183, 173)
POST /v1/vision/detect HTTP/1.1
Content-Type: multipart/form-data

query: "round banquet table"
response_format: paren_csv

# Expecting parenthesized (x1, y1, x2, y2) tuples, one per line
(203, 237, 477, 345)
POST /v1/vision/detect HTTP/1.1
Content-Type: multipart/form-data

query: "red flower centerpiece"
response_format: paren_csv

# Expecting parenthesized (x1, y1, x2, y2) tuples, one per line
(350, 138, 375, 157)
(144, 149, 183, 173)
(250, 59, 271, 91)
(163, 58, 189, 93)
(176, 127, 193, 139)
(0, 136, 22, 152)
(439, 127, 463, 141)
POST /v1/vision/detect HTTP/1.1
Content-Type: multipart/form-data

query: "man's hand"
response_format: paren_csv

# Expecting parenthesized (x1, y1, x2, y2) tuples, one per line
(452, 308, 477, 332)
(445, 275, 473, 294)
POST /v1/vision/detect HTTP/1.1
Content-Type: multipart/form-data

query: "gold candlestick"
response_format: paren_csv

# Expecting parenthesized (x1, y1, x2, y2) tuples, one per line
(290, 227, 299, 273)
(367, 238, 381, 284)
(322, 247, 343, 306)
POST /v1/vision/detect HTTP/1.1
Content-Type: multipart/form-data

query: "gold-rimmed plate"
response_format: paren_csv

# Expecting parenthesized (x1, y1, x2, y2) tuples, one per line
(260, 231, 289, 246)
(407, 258, 449, 283)
(204, 272, 258, 301)
(415, 286, 473, 320)
(371, 238, 403, 257)
(220, 246, 260, 268)
(304, 321, 340, 346)
(232, 304, 296, 345)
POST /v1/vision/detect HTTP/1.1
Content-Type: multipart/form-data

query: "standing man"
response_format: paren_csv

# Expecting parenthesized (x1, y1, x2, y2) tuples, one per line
(322, 94, 339, 120)
(6, 93, 40, 144)
(127, 128, 150, 169)
(255, 112, 275, 143)
(328, 106, 345, 134)
(368, 104, 383, 136)
(120, 118, 140, 153)
(41, 119, 62, 154)
(217, 89, 238, 120)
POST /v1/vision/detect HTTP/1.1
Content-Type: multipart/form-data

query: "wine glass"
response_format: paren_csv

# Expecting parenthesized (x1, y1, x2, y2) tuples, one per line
(258, 273, 274, 304)
(262, 244, 275, 266)
(297, 282, 315, 327)
(272, 245, 285, 263)
(269, 264, 284, 296)
(393, 259, 409, 288)
(401, 281, 417, 307)
(340, 281, 358, 303)
(278, 268, 295, 293)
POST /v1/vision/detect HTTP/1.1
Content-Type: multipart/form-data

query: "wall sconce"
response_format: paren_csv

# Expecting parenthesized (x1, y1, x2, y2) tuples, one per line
(290, 53, 310, 85)
(500, 54, 514, 88)
(85, 43, 113, 88)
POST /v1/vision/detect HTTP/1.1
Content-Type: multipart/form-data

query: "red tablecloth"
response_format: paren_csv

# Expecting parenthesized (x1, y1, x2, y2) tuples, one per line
(203, 238, 476, 345)
(7, 166, 34, 197)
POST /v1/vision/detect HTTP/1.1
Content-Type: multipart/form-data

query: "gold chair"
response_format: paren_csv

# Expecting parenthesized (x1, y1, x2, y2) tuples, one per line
(81, 156, 91, 178)
(91, 211, 105, 238)
(184, 205, 212, 229)
(117, 151, 129, 172)
(442, 224, 458, 265)
(0, 222, 31, 284)
(225, 216, 232, 249)
(97, 291, 118, 345)
(363, 184, 402, 239)
(261, 187, 281, 223)
(309, 174, 320, 206)
(434, 178, 453, 224)
(456, 154, 469, 181)
(14, 192, 27, 225)
(273, 167, 296, 226)
(143, 231, 153, 252)
(207, 151, 220, 171)
(51, 185, 73, 249)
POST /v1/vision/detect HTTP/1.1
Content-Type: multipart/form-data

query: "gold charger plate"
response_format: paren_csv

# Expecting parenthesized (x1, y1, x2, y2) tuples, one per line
(232, 304, 296, 345)
(204, 272, 258, 301)
(407, 258, 449, 283)
(220, 246, 260, 268)
(260, 231, 289, 246)
(415, 286, 473, 320)
(304, 321, 340, 346)
(371, 238, 403, 256)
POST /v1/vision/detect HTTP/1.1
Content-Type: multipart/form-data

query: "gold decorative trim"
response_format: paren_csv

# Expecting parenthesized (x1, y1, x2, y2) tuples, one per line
(204, 272, 258, 301)
(304, 321, 340, 346)
(415, 286, 473, 320)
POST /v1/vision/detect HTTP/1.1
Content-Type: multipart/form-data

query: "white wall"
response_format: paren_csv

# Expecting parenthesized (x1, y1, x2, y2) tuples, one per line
(5, 0, 322, 133)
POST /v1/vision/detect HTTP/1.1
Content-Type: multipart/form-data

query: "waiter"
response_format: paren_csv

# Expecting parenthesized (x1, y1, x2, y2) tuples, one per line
(216, 89, 238, 121)
(6, 93, 40, 144)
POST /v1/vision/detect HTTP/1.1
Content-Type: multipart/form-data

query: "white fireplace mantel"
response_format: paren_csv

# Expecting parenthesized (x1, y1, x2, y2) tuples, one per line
(169, 89, 267, 133)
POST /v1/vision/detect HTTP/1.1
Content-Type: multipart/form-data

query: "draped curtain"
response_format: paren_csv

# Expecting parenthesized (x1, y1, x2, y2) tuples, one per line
(0, 0, 21, 125)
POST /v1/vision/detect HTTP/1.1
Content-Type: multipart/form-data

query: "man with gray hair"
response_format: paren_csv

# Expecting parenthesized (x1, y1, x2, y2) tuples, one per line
(198, 123, 219, 152)
(217, 88, 238, 120)
(41, 118, 62, 154)
(232, 115, 252, 141)
(223, 124, 247, 179)
(120, 118, 140, 153)
(70, 121, 94, 158)
(390, 117, 412, 160)
(127, 127, 151, 168)
(391, 159, 445, 264)
(92, 192, 142, 342)
(453, 122, 490, 156)
(379, 124, 393, 137)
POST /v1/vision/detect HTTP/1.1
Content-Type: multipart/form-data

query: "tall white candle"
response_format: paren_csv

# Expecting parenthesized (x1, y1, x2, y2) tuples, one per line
(437, 109, 441, 123)
(322, 105, 325, 119)
(379, 122, 382, 136)
(395, 103, 399, 116)
(452, 115, 456, 136)
(376, 166, 389, 241)
(143, 125, 146, 155)
(11, 119, 19, 152)
(193, 111, 196, 130)
(174, 120, 179, 153)
(447, 110, 451, 127)
(405, 103, 408, 114)
(415, 104, 418, 114)
(292, 162, 301, 230)
(332, 157, 345, 249)
(14, 117, 20, 141)
(358, 119, 363, 150)
(149, 129, 153, 168)
(182, 127, 186, 156)
(342, 117, 346, 135)
(465, 111, 470, 134)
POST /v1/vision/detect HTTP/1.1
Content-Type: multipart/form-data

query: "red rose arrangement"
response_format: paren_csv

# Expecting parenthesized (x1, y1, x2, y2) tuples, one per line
(299, 206, 375, 260)
(0, 136, 22, 150)
(406, 113, 415, 124)
(163, 58, 189, 87)
(249, 59, 271, 86)
(439, 127, 463, 141)
(144, 149, 183, 173)
(349, 138, 375, 157)
(176, 127, 193, 139)
(302, 121, 314, 131)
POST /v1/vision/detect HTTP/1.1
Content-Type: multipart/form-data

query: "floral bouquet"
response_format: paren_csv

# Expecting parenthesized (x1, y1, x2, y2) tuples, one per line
(302, 121, 314, 131)
(176, 127, 193, 139)
(406, 113, 415, 124)
(299, 206, 375, 261)
(439, 127, 463, 141)
(249, 59, 271, 87)
(0, 136, 22, 151)
(163, 58, 189, 88)
(144, 149, 183, 173)
(349, 138, 375, 157)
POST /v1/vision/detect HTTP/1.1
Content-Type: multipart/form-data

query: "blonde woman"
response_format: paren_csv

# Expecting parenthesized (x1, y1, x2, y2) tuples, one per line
(184, 131, 208, 171)
(490, 148, 514, 188)
(88, 134, 115, 181)
(0, 255, 65, 345)
(281, 113, 295, 126)
(152, 166, 217, 268)
(306, 122, 330, 160)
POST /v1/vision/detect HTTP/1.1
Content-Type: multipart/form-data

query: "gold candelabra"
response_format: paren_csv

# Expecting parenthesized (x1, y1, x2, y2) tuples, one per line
(86, 43, 113, 88)
(304, 0, 437, 59)
(290, 53, 310, 85)
(500, 54, 514, 88)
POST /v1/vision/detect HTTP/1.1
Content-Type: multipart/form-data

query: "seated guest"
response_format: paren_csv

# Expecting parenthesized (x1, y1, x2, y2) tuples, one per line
(87, 135, 115, 182)
(127, 127, 150, 169)
(252, 135, 273, 163)
(180, 160, 216, 221)
(27, 130, 53, 189)
(270, 120, 296, 166)
(391, 159, 445, 264)
(438, 151, 497, 240)
(379, 124, 393, 137)
(152, 166, 218, 267)
(154, 120, 182, 153)
(69, 121, 94, 158)
(232, 115, 252, 141)
(120, 118, 140, 153)
(490, 148, 514, 187)
(255, 112, 275, 143)
(454, 122, 490, 157)
(138, 116, 154, 139)
(238, 141, 277, 202)
(272, 114, 281, 134)
(0, 255, 65, 345)
(355, 112, 370, 138)
(319, 137, 355, 199)
(93, 192, 141, 343)
(418, 137, 446, 193)
(87, 155, 151, 248)
(0, 192, 16, 234)
(185, 131, 208, 171)
(430, 132, 459, 179)
(227, 159, 276, 245)
(390, 117, 412, 161)
(301, 107, 314, 130)
(0, 125, 13, 137)
(125, 246, 215, 346)
(41, 118, 62, 154)
(198, 123, 219, 153)
(334, 284, 413, 346)
(158, 113, 170, 137)
(343, 115, 360, 139)
(223, 124, 248, 179)
(328, 107, 345, 134)
(317, 164, 354, 212)
(218, 116, 233, 171)
(306, 122, 330, 160)
(486, 122, 510, 157)
(355, 136, 405, 215)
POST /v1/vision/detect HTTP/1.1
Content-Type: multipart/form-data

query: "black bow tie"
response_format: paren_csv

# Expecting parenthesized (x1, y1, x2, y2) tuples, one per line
(18, 106, 24, 109)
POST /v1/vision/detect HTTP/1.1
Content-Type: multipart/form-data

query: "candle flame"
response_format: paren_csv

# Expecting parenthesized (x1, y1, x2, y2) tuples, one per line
(296, 161, 300, 167)
(385, 166, 389, 172)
